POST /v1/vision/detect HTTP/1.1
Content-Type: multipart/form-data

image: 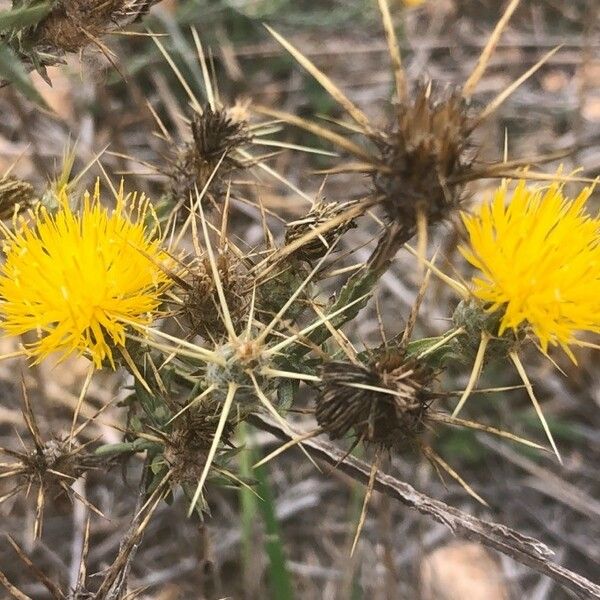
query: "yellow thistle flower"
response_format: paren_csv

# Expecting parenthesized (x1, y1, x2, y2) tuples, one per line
(0, 181, 171, 368)
(460, 178, 600, 360)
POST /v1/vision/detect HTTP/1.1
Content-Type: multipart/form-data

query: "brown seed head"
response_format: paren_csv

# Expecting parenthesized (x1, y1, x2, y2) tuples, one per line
(182, 250, 250, 340)
(373, 83, 473, 236)
(317, 351, 437, 449)
(167, 105, 250, 210)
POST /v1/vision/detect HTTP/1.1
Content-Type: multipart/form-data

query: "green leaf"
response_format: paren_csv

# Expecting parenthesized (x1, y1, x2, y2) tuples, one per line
(0, 4, 51, 33)
(276, 377, 298, 410)
(254, 462, 295, 600)
(0, 44, 48, 108)
(94, 438, 157, 456)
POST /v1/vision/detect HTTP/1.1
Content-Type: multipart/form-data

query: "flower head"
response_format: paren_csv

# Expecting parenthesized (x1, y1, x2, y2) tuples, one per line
(317, 352, 437, 449)
(460, 178, 600, 359)
(0, 181, 171, 368)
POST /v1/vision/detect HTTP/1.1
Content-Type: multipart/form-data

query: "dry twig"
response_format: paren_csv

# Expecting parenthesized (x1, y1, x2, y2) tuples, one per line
(249, 413, 600, 600)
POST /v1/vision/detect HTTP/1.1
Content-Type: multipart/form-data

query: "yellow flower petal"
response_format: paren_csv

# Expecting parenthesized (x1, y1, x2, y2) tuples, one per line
(0, 181, 172, 368)
(460, 177, 600, 357)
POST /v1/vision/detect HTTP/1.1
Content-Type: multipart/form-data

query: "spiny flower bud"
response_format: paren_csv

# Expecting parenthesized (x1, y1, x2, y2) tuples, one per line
(0, 175, 37, 219)
(451, 299, 522, 364)
(181, 250, 250, 341)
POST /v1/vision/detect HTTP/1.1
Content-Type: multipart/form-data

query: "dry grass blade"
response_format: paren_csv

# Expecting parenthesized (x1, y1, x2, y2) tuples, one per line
(95, 474, 169, 599)
(479, 437, 600, 521)
(0, 571, 32, 600)
(249, 412, 600, 600)
(75, 518, 91, 593)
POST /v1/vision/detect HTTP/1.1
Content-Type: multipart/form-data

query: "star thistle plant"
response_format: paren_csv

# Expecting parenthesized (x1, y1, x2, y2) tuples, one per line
(0, 181, 171, 368)
(4, 3, 600, 596)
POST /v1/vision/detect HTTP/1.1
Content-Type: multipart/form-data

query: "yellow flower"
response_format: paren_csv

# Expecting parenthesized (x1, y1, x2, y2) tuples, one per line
(460, 178, 600, 359)
(0, 181, 171, 368)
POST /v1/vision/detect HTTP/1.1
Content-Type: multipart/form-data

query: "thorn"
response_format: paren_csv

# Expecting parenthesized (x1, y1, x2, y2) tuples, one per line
(463, 0, 521, 100)
(377, 0, 407, 102)
(452, 331, 490, 417)
(510, 351, 562, 464)
(188, 383, 238, 516)
(351, 448, 381, 556)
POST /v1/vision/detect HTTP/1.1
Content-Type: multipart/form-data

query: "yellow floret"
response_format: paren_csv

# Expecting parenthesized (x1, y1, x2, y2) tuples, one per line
(0, 181, 171, 368)
(460, 178, 600, 360)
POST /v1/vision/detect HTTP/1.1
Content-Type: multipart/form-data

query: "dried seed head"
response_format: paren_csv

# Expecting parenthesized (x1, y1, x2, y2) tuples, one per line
(33, 0, 127, 54)
(181, 250, 250, 340)
(0, 176, 37, 219)
(166, 105, 251, 210)
(285, 200, 356, 262)
(164, 406, 236, 486)
(1, 435, 95, 494)
(317, 351, 437, 449)
(374, 83, 473, 236)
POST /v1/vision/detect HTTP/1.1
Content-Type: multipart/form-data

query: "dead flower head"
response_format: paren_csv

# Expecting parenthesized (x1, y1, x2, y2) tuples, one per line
(1, 433, 101, 538)
(166, 104, 251, 212)
(373, 83, 472, 238)
(317, 351, 437, 449)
